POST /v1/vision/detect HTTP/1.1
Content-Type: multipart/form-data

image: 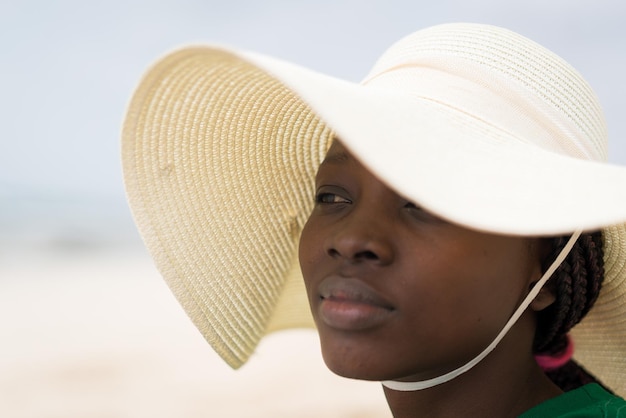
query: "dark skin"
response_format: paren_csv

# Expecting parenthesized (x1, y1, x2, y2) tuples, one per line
(298, 141, 562, 417)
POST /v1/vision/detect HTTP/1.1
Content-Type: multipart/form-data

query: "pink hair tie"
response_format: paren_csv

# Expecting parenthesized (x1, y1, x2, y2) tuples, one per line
(535, 335, 574, 371)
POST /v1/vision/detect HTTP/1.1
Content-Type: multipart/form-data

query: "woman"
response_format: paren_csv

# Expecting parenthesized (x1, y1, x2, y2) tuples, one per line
(122, 23, 626, 416)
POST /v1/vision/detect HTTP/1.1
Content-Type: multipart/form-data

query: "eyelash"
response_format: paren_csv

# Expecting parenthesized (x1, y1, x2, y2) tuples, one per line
(315, 192, 351, 205)
(315, 193, 421, 212)
(314, 192, 441, 223)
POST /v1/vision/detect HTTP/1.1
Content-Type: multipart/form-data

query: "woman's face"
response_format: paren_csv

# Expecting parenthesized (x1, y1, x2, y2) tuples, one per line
(298, 141, 545, 382)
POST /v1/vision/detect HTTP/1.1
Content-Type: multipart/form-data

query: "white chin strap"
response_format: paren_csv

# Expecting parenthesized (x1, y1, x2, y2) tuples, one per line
(382, 230, 582, 392)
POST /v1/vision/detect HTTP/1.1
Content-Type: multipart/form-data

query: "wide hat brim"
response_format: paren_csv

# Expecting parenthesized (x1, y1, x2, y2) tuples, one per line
(122, 24, 626, 395)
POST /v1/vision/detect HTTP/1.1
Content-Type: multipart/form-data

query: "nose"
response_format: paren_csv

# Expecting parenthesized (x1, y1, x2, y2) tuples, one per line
(325, 210, 394, 265)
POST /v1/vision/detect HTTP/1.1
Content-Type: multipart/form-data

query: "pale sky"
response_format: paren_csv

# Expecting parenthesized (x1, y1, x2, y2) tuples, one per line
(1, 0, 625, 202)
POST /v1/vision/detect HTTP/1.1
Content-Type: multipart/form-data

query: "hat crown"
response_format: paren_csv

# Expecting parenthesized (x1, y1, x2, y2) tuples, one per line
(364, 23, 608, 162)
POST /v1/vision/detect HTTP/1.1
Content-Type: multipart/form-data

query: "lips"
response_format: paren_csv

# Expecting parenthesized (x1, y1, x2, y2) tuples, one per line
(317, 276, 396, 331)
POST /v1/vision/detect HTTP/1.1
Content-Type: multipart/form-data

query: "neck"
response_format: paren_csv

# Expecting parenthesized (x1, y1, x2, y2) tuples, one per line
(382, 317, 562, 418)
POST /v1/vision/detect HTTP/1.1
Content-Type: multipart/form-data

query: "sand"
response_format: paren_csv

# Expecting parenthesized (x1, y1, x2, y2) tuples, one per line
(0, 247, 391, 418)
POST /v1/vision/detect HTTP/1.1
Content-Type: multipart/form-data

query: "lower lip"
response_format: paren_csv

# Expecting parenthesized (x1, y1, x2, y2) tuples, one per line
(319, 298, 395, 331)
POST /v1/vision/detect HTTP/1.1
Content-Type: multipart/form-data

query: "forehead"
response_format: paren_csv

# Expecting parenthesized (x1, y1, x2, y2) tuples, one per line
(320, 140, 355, 167)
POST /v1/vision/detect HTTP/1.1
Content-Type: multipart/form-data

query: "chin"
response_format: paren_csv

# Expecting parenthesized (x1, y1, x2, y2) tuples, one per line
(318, 334, 472, 384)
(323, 359, 382, 381)
(318, 338, 400, 382)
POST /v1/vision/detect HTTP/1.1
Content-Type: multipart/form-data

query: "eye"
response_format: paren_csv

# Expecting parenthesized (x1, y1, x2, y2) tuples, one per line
(404, 201, 421, 210)
(315, 192, 351, 205)
(404, 201, 445, 224)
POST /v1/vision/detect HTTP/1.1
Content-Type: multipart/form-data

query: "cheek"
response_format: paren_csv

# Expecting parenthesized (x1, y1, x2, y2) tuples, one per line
(408, 239, 533, 331)
(469, 244, 534, 320)
(298, 220, 322, 292)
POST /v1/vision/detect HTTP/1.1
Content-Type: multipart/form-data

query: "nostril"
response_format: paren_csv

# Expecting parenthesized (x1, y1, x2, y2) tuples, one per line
(327, 247, 380, 261)
(356, 250, 379, 261)
(327, 248, 340, 258)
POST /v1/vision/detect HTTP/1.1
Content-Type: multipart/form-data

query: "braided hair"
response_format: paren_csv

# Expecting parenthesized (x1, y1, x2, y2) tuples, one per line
(533, 231, 608, 392)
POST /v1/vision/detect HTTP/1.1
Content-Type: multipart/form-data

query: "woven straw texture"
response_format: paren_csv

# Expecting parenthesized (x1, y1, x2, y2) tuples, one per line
(123, 49, 331, 366)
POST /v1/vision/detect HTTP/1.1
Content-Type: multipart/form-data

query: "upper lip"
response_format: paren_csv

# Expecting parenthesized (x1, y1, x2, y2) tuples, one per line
(318, 276, 395, 310)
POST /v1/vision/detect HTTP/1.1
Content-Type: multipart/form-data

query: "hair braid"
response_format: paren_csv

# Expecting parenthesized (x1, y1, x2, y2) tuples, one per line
(533, 231, 606, 391)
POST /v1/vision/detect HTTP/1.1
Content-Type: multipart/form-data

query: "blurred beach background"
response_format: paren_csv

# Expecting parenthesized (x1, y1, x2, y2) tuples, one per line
(1, 1, 625, 417)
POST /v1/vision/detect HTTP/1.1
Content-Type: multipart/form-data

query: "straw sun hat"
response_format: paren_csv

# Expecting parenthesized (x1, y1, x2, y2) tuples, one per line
(122, 23, 626, 394)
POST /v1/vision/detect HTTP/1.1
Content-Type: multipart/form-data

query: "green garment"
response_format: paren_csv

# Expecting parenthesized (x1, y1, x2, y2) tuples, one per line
(519, 384, 626, 417)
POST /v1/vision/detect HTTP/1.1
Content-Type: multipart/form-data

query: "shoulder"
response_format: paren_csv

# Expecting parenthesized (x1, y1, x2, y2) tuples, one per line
(519, 384, 626, 417)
